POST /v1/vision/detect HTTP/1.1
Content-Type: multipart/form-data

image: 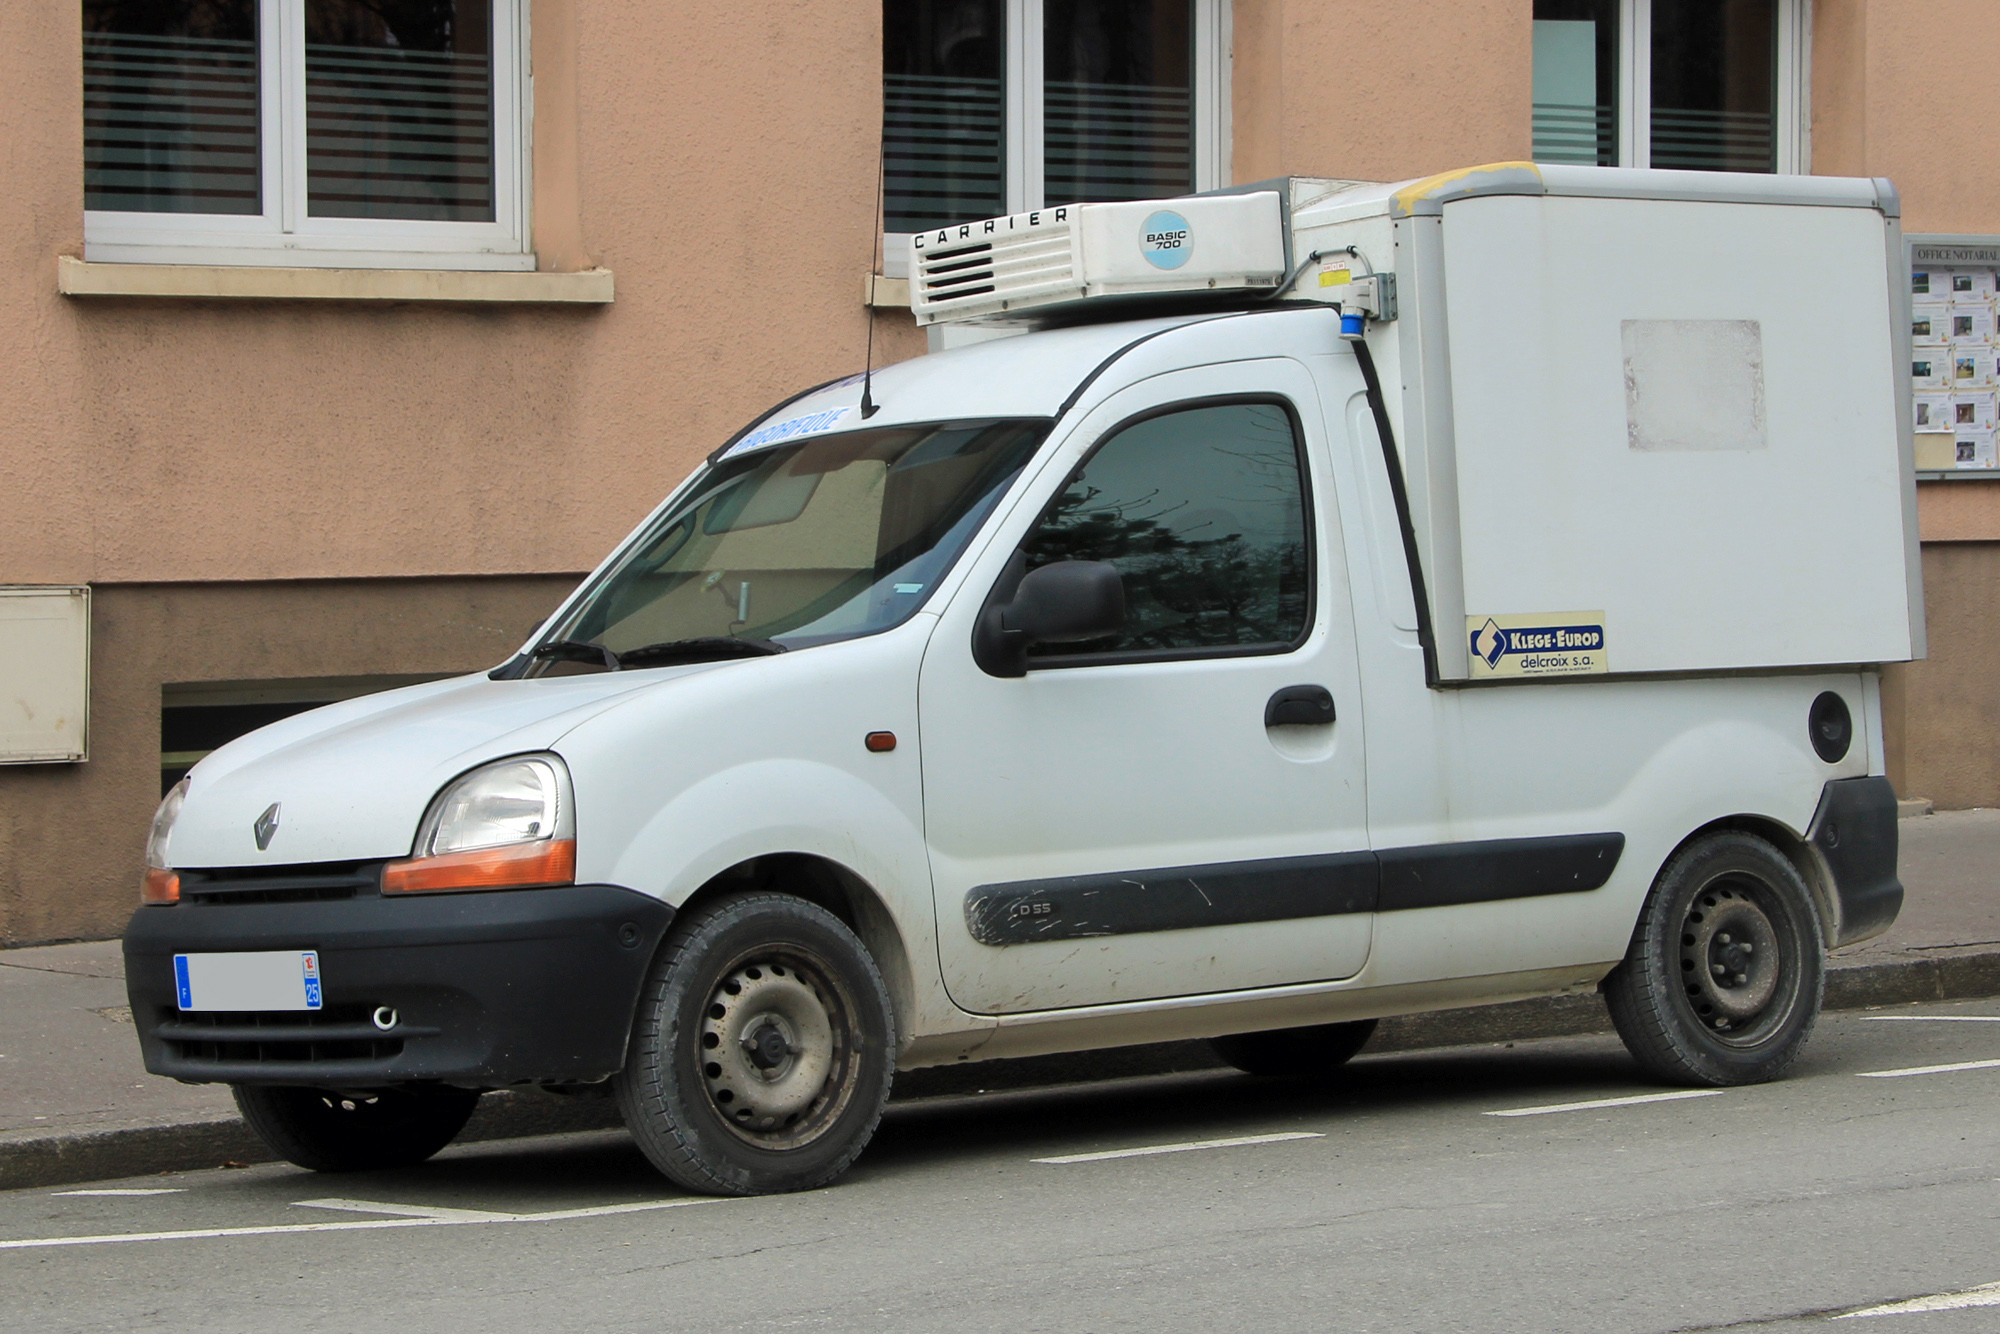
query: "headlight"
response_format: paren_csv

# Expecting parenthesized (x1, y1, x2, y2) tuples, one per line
(384, 756, 576, 895)
(141, 778, 189, 905)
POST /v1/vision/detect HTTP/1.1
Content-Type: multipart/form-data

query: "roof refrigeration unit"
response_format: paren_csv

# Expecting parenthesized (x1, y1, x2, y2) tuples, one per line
(909, 162, 1923, 684)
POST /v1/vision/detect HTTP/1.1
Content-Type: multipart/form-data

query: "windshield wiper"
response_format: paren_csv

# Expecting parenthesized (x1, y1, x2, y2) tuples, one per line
(615, 637, 788, 668)
(530, 639, 619, 670)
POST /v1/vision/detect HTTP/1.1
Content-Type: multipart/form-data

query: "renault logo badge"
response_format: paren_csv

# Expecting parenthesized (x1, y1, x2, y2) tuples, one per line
(253, 803, 282, 851)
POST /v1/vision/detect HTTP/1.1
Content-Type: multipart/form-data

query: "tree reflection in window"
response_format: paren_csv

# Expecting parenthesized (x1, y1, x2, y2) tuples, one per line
(1023, 402, 1309, 656)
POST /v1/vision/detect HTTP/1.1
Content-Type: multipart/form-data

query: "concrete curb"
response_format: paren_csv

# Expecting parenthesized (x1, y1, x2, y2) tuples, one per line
(6, 949, 1997, 1192)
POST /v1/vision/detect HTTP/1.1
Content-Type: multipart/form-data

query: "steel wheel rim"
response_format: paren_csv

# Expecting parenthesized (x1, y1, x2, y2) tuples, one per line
(1674, 872, 1800, 1047)
(697, 946, 858, 1150)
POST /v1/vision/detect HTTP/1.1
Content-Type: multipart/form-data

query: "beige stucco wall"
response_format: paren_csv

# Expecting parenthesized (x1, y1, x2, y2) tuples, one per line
(1231, 0, 1531, 185)
(0, 2, 925, 590)
(0, 577, 581, 946)
(1882, 544, 2000, 810)
(0, 0, 1545, 589)
(1814, 3, 2000, 807)
(1813, 0, 2000, 235)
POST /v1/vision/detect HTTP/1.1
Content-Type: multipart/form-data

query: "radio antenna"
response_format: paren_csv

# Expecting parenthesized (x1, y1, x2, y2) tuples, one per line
(859, 123, 888, 420)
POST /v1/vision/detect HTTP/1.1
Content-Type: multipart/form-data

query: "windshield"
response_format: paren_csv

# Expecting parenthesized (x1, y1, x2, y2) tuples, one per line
(528, 419, 1047, 673)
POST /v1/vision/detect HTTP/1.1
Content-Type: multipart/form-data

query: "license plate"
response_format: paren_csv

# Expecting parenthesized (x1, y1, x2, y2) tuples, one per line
(174, 951, 322, 1012)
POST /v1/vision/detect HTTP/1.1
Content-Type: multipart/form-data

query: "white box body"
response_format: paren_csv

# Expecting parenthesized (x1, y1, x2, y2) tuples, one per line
(0, 587, 90, 763)
(1287, 165, 1920, 679)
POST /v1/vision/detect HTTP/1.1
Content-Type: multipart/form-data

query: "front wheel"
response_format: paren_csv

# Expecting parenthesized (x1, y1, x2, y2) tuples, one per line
(232, 1085, 480, 1172)
(616, 893, 896, 1196)
(1603, 831, 1825, 1086)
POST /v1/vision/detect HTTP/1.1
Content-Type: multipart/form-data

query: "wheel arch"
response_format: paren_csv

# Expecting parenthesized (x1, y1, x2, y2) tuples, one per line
(1659, 814, 1841, 950)
(671, 853, 919, 1050)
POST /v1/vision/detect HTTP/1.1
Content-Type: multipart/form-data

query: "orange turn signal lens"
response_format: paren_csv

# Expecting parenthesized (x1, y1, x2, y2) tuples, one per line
(382, 838, 576, 896)
(142, 868, 181, 905)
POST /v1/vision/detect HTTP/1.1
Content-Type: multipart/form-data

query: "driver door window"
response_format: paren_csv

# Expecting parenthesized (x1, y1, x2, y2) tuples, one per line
(1022, 399, 1312, 661)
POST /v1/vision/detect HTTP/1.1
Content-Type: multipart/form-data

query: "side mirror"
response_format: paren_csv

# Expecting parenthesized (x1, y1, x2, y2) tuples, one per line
(974, 560, 1126, 678)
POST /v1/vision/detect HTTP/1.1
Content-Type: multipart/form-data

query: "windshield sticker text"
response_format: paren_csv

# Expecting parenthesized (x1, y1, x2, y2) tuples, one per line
(727, 406, 852, 457)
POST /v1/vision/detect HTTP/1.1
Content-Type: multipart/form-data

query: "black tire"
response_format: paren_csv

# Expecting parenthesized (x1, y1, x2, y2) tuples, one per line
(1209, 1019, 1378, 1078)
(1603, 831, 1825, 1087)
(616, 892, 895, 1196)
(232, 1084, 480, 1172)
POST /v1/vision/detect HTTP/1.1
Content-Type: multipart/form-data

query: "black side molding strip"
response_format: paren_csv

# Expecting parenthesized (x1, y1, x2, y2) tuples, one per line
(967, 853, 1379, 947)
(1377, 833, 1625, 913)
(964, 833, 1626, 946)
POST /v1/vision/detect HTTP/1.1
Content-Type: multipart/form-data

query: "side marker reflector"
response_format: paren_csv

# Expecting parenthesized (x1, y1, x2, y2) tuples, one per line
(865, 731, 897, 753)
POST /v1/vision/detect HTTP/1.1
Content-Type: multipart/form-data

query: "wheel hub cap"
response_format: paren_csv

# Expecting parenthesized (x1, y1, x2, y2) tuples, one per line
(701, 963, 835, 1134)
(1681, 884, 1781, 1023)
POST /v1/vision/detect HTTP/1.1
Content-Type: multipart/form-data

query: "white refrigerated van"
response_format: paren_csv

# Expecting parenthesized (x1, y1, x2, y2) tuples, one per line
(127, 163, 1918, 1196)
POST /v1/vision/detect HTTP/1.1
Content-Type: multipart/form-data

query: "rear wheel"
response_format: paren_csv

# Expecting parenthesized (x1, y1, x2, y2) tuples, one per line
(232, 1084, 480, 1172)
(1603, 831, 1825, 1086)
(1209, 1019, 1378, 1078)
(616, 892, 895, 1196)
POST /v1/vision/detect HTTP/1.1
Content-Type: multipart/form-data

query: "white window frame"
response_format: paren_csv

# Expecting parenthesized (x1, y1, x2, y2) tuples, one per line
(84, 0, 533, 270)
(1612, 0, 1810, 174)
(885, 0, 1229, 278)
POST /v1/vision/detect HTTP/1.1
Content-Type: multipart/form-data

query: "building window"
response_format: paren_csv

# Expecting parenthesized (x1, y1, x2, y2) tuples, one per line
(83, 0, 529, 269)
(883, 0, 1227, 256)
(1531, 0, 1808, 174)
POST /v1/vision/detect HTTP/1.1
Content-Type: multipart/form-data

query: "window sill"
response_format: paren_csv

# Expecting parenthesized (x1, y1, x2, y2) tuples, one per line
(864, 273, 910, 309)
(57, 256, 613, 304)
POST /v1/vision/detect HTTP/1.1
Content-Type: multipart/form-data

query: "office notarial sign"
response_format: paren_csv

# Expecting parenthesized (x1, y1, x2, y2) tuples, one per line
(1909, 233, 2000, 472)
(1913, 243, 2000, 266)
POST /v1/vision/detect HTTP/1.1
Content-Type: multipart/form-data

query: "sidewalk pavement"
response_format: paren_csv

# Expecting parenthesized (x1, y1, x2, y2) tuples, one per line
(5, 808, 1997, 1190)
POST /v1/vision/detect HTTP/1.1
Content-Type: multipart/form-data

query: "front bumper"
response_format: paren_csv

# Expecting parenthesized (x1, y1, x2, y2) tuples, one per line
(1807, 775, 1903, 948)
(124, 879, 674, 1088)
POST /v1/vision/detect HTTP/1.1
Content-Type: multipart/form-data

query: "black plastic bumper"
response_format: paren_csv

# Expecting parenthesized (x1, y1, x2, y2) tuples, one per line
(1807, 776, 1904, 947)
(124, 883, 674, 1088)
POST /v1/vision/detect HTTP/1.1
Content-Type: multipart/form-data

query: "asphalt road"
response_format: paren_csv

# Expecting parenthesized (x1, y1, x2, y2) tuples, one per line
(3, 997, 1998, 1334)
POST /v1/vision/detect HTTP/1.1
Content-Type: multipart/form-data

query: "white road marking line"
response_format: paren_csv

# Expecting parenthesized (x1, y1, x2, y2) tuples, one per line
(1856, 1058, 2000, 1079)
(51, 1189, 186, 1197)
(293, 1198, 525, 1222)
(1835, 1279, 2000, 1319)
(1033, 1131, 1323, 1164)
(1860, 1015, 2000, 1023)
(0, 1196, 724, 1252)
(1484, 1089, 1724, 1118)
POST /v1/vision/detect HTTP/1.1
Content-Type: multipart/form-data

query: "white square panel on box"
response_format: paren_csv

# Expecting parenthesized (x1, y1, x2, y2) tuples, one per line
(1911, 308, 1947, 344)
(1912, 353, 1949, 390)
(1954, 429, 1997, 469)
(0, 587, 90, 763)
(1915, 392, 1951, 430)
(1912, 268, 1944, 300)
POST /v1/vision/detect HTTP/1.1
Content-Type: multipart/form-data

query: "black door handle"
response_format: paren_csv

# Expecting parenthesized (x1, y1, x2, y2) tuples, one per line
(1265, 684, 1335, 727)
